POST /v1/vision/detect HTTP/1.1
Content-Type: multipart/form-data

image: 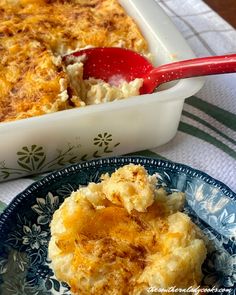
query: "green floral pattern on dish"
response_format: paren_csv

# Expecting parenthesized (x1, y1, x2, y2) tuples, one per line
(0, 132, 120, 181)
(93, 132, 112, 147)
(17, 145, 46, 172)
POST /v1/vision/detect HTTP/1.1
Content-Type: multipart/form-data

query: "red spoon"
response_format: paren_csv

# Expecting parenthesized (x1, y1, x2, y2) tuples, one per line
(66, 48, 236, 94)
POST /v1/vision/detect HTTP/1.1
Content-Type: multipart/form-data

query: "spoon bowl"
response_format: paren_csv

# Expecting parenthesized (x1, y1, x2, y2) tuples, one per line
(66, 48, 236, 94)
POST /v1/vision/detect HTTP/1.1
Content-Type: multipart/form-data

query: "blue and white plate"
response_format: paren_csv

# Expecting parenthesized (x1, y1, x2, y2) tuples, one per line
(0, 157, 235, 295)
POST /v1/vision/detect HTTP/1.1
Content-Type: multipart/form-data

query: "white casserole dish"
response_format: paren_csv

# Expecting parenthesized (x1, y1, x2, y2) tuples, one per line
(0, 0, 204, 181)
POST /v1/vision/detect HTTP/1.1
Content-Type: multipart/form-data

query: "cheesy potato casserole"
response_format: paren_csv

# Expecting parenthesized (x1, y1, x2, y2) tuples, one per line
(49, 164, 207, 295)
(0, 0, 149, 122)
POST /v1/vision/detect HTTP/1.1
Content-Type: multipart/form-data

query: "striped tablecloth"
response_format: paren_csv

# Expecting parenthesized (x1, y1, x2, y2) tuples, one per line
(0, 0, 235, 212)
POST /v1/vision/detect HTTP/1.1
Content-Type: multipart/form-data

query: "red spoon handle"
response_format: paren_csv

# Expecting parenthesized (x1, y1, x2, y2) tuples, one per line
(143, 54, 236, 94)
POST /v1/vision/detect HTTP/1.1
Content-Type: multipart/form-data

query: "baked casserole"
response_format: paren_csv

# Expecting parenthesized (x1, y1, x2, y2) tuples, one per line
(0, 0, 149, 122)
(49, 164, 207, 295)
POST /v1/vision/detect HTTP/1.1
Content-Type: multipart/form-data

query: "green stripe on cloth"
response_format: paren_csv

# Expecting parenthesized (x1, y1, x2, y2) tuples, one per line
(182, 110, 236, 146)
(179, 122, 236, 159)
(127, 150, 167, 160)
(186, 96, 236, 131)
(0, 200, 6, 214)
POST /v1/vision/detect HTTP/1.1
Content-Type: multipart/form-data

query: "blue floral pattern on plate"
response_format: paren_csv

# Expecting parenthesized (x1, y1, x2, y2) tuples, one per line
(0, 156, 235, 295)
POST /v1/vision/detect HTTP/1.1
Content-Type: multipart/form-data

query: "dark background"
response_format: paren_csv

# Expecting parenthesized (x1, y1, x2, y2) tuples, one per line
(204, 0, 236, 28)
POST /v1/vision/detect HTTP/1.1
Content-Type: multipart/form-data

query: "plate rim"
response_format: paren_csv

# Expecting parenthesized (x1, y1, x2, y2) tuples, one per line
(0, 155, 235, 232)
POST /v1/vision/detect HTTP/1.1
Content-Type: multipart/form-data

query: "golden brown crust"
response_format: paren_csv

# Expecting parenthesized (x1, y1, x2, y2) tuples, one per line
(49, 165, 207, 295)
(0, 0, 148, 122)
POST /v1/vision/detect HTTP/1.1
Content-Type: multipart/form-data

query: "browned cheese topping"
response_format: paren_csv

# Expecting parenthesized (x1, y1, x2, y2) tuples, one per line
(49, 164, 207, 295)
(0, 0, 148, 122)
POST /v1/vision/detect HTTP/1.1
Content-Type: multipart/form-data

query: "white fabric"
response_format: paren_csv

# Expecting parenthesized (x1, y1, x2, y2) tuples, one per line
(152, 0, 236, 191)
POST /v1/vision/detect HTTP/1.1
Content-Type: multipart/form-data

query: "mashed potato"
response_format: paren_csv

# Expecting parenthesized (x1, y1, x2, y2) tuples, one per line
(0, 0, 149, 122)
(65, 55, 143, 106)
(48, 164, 207, 295)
